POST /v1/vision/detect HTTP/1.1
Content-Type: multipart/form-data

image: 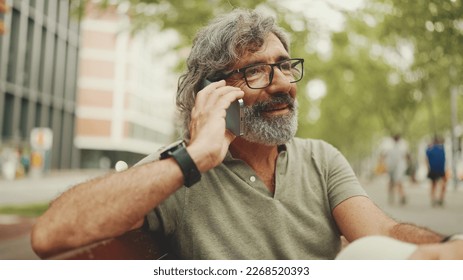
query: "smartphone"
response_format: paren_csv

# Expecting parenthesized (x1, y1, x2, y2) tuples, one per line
(201, 79, 244, 136)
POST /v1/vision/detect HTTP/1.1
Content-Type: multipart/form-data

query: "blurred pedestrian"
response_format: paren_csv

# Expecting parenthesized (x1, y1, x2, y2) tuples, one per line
(426, 136, 447, 207)
(19, 147, 31, 175)
(405, 153, 417, 184)
(384, 134, 408, 205)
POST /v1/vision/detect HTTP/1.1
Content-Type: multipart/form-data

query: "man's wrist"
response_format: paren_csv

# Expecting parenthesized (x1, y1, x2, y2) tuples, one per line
(170, 145, 201, 187)
(185, 143, 218, 173)
(159, 140, 201, 187)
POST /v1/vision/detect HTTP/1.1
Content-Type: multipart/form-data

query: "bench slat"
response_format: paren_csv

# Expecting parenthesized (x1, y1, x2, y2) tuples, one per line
(48, 229, 169, 260)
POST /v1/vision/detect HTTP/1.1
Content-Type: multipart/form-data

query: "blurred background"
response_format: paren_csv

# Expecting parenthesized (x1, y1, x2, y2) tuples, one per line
(0, 0, 462, 259)
(1, 0, 463, 180)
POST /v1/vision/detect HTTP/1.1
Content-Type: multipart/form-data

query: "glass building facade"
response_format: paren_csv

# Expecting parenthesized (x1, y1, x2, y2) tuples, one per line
(0, 0, 80, 170)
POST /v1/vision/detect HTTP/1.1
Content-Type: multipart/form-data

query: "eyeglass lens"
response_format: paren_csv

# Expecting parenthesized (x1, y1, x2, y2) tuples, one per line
(244, 59, 303, 89)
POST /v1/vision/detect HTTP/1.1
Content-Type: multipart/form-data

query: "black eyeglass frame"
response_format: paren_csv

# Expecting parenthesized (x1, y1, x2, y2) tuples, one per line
(215, 58, 304, 89)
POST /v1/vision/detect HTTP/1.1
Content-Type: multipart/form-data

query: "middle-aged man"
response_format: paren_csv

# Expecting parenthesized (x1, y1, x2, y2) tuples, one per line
(31, 8, 463, 260)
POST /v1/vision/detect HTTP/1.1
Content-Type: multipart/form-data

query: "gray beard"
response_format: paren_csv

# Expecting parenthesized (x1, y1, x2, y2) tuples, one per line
(242, 94, 298, 146)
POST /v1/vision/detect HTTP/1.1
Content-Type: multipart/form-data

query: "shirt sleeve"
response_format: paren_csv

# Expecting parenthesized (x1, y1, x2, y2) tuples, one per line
(146, 188, 186, 236)
(324, 142, 368, 210)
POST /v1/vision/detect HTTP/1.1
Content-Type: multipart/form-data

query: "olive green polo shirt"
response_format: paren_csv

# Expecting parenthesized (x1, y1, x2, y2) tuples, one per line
(145, 137, 367, 259)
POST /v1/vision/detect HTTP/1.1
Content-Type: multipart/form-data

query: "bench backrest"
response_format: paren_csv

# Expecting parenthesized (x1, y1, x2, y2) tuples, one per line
(48, 228, 170, 260)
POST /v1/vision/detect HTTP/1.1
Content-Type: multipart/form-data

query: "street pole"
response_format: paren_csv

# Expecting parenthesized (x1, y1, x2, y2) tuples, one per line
(450, 86, 459, 190)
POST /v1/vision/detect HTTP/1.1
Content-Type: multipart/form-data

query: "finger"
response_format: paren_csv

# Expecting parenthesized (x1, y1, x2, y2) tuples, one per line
(198, 87, 244, 114)
(190, 84, 244, 135)
(215, 88, 245, 108)
(195, 80, 226, 108)
(224, 129, 236, 144)
(196, 80, 226, 98)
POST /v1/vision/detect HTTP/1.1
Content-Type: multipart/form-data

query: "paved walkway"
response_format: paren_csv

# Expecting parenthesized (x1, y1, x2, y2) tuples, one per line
(0, 169, 106, 205)
(0, 170, 106, 260)
(362, 175, 463, 235)
(0, 216, 38, 260)
(0, 171, 462, 259)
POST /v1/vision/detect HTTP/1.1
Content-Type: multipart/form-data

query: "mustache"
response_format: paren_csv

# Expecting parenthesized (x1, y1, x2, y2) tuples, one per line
(250, 93, 296, 114)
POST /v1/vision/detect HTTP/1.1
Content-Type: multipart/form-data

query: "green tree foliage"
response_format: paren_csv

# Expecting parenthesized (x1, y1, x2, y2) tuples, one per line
(75, 0, 283, 44)
(300, 0, 463, 162)
(364, 0, 463, 135)
(74, 0, 312, 72)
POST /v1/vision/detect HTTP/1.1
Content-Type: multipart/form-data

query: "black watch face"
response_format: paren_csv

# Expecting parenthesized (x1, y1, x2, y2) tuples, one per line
(160, 140, 185, 159)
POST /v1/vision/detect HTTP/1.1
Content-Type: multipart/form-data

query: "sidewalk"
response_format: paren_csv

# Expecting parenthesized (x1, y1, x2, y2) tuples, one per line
(0, 169, 106, 205)
(0, 215, 38, 260)
(363, 175, 463, 235)
(0, 169, 106, 260)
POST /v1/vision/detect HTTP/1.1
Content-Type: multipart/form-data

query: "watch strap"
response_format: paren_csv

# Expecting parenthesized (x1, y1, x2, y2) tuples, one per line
(159, 140, 201, 188)
(170, 144, 201, 188)
(159, 140, 184, 160)
(158, 140, 201, 187)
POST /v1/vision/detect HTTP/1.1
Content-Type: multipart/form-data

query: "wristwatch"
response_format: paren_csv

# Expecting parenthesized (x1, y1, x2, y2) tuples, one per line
(160, 140, 201, 187)
(441, 234, 463, 243)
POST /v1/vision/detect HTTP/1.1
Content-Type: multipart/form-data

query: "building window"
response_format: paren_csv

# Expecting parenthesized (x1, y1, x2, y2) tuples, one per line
(2, 93, 13, 139)
(7, 9, 20, 83)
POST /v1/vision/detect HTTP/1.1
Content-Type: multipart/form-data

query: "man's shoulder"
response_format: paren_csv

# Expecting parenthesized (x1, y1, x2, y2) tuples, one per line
(288, 137, 338, 157)
(134, 141, 187, 167)
(134, 151, 162, 167)
(426, 144, 444, 153)
(290, 137, 335, 149)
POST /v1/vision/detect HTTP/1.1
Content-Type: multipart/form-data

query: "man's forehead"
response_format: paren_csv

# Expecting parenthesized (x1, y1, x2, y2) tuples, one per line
(234, 33, 289, 68)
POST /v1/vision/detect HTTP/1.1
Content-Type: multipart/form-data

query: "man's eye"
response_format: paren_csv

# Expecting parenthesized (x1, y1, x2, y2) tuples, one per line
(280, 62, 292, 71)
(246, 66, 263, 77)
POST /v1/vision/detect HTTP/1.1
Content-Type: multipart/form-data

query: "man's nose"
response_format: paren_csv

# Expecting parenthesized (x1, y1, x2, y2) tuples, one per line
(269, 66, 292, 91)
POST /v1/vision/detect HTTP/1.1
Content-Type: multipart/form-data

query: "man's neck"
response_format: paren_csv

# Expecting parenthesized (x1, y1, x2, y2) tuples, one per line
(229, 138, 280, 193)
(230, 138, 279, 165)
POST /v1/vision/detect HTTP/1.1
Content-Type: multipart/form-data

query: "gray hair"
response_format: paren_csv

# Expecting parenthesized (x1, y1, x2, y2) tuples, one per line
(176, 8, 290, 139)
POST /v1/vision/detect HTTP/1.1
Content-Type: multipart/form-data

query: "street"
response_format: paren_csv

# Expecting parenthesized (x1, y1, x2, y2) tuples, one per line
(0, 170, 462, 259)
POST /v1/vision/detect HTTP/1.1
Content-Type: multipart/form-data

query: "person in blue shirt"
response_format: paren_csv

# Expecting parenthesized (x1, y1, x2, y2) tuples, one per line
(426, 136, 447, 207)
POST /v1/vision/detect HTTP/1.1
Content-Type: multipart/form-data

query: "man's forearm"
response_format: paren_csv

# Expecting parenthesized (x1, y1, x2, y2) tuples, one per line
(389, 223, 444, 244)
(31, 157, 184, 258)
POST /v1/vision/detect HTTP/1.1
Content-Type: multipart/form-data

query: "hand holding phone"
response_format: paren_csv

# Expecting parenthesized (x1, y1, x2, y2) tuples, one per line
(201, 79, 244, 136)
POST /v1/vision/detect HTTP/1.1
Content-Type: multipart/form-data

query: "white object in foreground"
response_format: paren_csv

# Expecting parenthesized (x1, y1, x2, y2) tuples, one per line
(336, 235, 417, 260)
(115, 161, 128, 172)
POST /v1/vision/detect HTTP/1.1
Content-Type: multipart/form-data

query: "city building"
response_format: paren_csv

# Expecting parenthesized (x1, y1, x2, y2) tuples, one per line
(0, 0, 80, 175)
(0, 0, 178, 178)
(76, 3, 178, 168)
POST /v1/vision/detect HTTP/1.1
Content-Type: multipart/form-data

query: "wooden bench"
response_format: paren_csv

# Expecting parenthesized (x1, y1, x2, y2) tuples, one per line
(47, 228, 172, 260)
(46, 229, 351, 260)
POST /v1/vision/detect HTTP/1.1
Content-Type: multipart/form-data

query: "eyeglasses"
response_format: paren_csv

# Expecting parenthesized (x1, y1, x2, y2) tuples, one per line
(220, 58, 304, 89)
